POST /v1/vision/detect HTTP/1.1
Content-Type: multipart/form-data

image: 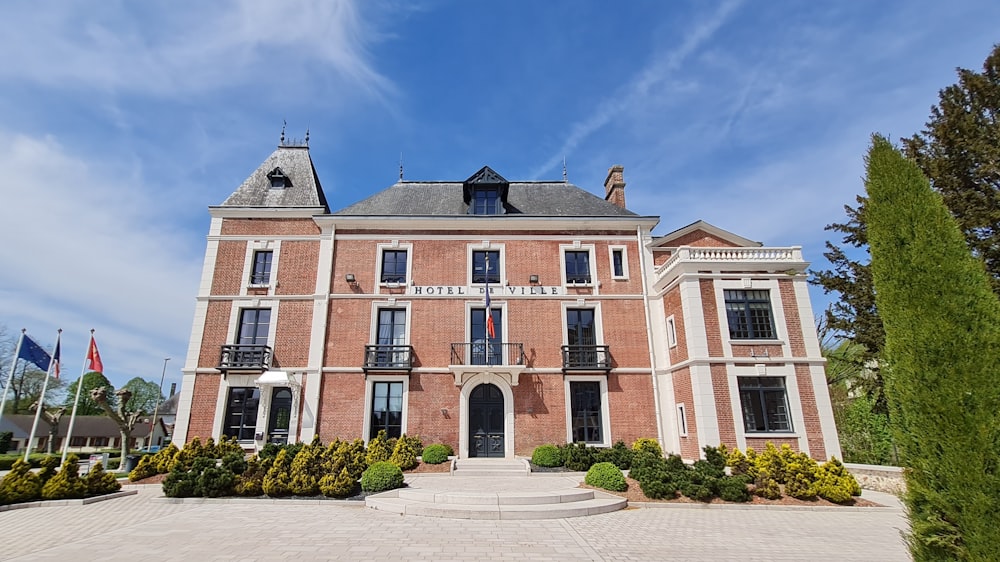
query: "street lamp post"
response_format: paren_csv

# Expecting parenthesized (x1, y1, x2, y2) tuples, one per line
(148, 357, 170, 450)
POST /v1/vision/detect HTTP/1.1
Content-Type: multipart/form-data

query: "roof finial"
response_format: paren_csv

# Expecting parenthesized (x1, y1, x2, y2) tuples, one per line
(562, 156, 568, 182)
(399, 152, 404, 181)
(280, 120, 287, 146)
(304, 127, 310, 146)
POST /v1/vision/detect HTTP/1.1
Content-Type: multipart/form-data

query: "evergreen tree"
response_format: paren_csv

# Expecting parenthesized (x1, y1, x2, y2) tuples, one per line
(903, 43, 1000, 293)
(864, 134, 1000, 560)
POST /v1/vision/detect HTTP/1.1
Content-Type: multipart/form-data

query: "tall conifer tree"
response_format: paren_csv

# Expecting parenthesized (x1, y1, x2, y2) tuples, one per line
(865, 134, 1000, 560)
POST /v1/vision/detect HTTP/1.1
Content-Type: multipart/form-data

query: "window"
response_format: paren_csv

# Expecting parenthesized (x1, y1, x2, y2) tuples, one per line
(267, 387, 292, 445)
(380, 250, 408, 284)
(569, 381, 603, 443)
(472, 250, 500, 284)
(237, 308, 271, 345)
(250, 250, 273, 285)
(91, 436, 109, 447)
(70, 436, 86, 447)
(666, 316, 677, 348)
(267, 167, 290, 189)
(470, 307, 503, 364)
(565, 251, 592, 284)
(565, 308, 599, 367)
(611, 248, 625, 278)
(374, 308, 407, 367)
(223, 387, 260, 440)
(369, 381, 403, 439)
(724, 289, 776, 339)
(738, 377, 793, 433)
(676, 404, 688, 437)
(470, 187, 501, 215)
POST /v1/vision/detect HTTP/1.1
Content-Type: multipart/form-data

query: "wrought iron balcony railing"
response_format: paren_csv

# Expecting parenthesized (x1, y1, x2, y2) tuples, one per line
(450, 342, 525, 367)
(363, 344, 414, 371)
(219, 344, 272, 371)
(561, 345, 611, 371)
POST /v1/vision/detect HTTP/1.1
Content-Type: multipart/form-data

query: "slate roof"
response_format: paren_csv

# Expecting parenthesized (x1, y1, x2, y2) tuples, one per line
(0, 415, 156, 438)
(333, 181, 639, 217)
(220, 145, 329, 211)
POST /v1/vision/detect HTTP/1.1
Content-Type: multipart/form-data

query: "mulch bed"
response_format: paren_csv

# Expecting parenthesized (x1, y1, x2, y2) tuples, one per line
(582, 476, 884, 507)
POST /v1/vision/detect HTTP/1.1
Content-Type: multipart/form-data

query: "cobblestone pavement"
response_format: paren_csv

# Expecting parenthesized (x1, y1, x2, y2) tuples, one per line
(0, 486, 910, 561)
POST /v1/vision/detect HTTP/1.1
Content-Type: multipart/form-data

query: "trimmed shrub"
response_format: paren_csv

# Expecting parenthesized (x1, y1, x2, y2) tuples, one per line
(215, 435, 244, 458)
(596, 441, 634, 470)
(631, 438, 662, 458)
(197, 466, 236, 498)
(389, 434, 420, 471)
(319, 467, 357, 498)
(717, 476, 751, 502)
(129, 454, 159, 482)
(262, 449, 293, 497)
(162, 466, 198, 498)
(288, 445, 321, 496)
(784, 455, 820, 500)
(221, 452, 247, 475)
(0, 459, 42, 504)
(37, 455, 60, 486)
(41, 455, 87, 500)
(421, 444, 450, 465)
(585, 462, 627, 492)
(234, 456, 271, 497)
(365, 430, 393, 466)
(85, 463, 121, 496)
(563, 442, 596, 472)
(726, 447, 755, 478)
(755, 443, 789, 484)
(753, 468, 782, 500)
(531, 444, 563, 467)
(155, 443, 180, 473)
(703, 444, 728, 472)
(361, 461, 404, 493)
(816, 457, 862, 504)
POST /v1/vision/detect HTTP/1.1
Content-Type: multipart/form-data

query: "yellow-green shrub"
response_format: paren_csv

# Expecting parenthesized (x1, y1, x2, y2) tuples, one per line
(41, 455, 87, 500)
(319, 467, 357, 498)
(365, 430, 392, 466)
(631, 438, 662, 458)
(0, 459, 41, 504)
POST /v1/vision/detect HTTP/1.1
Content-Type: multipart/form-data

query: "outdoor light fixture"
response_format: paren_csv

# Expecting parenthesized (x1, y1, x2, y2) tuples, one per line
(440, 408, 448, 416)
(345, 273, 357, 285)
(529, 274, 539, 284)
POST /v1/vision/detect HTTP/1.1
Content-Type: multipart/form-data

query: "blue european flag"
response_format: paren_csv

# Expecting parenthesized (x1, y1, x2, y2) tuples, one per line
(17, 335, 51, 372)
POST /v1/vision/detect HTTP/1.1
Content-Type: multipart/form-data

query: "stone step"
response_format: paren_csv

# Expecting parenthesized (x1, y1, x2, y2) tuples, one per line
(366, 488, 626, 520)
(452, 458, 530, 476)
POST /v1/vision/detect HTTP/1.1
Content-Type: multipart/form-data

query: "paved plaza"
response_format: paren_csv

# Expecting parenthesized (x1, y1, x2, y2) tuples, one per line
(0, 479, 909, 562)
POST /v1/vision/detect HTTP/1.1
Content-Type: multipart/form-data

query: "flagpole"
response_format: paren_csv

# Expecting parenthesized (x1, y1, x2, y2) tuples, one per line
(25, 329, 60, 462)
(0, 330, 26, 430)
(62, 329, 95, 464)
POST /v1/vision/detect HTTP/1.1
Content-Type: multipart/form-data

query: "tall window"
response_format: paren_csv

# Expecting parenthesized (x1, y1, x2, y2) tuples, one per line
(570, 381, 602, 443)
(370, 381, 403, 439)
(250, 250, 272, 285)
(611, 249, 625, 278)
(724, 289, 776, 339)
(471, 308, 503, 365)
(375, 308, 407, 367)
(471, 187, 501, 215)
(472, 250, 500, 284)
(738, 377, 792, 433)
(565, 251, 592, 284)
(566, 309, 596, 346)
(224, 387, 260, 440)
(380, 250, 408, 284)
(238, 308, 271, 345)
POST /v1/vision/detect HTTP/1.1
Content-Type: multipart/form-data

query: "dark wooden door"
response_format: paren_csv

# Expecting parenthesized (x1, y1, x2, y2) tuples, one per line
(469, 384, 504, 457)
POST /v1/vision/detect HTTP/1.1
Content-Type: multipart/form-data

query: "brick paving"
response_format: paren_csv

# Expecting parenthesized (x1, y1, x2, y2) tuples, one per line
(0, 485, 910, 561)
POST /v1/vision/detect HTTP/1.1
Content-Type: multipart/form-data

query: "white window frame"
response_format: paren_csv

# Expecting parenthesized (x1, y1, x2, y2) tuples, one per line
(666, 315, 677, 348)
(467, 242, 506, 286)
(714, 279, 788, 349)
(242, 240, 281, 293)
(608, 245, 629, 280)
(560, 243, 597, 287)
(362, 375, 409, 443)
(560, 301, 605, 346)
(563, 374, 611, 447)
(369, 300, 412, 345)
(228, 299, 278, 348)
(376, 241, 413, 289)
(676, 403, 688, 437)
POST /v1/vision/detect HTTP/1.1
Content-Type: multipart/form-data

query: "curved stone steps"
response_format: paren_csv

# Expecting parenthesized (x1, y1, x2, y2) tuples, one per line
(366, 487, 626, 519)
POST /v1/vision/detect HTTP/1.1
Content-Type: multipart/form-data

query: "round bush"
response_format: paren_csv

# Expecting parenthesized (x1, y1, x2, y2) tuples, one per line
(585, 462, 627, 492)
(361, 461, 404, 493)
(717, 476, 751, 502)
(531, 444, 563, 467)
(421, 444, 450, 465)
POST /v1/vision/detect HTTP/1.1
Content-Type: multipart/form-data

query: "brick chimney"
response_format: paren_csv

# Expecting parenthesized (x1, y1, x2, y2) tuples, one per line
(604, 165, 626, 208)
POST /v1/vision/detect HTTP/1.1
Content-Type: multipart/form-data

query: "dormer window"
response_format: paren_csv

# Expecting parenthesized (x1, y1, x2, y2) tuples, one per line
(471, 187, 501, 215)
(267, 167, 291, 189)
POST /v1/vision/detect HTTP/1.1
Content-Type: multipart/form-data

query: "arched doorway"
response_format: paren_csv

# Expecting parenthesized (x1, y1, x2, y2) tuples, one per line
(469, 383, 505, 457)
(267, 387, 292, 445)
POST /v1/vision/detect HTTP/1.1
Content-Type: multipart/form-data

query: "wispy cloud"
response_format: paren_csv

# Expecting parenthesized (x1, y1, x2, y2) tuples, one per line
(0, 0, 394, 100)
(530, 0, 743, 179)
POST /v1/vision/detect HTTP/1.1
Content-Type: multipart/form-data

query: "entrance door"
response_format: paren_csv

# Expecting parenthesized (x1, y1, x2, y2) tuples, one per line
(267, 387, 292, 445)
(469, 383, 505, 457)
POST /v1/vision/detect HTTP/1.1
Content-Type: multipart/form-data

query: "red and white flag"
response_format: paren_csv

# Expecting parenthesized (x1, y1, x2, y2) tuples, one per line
(86, 335, 104, 373)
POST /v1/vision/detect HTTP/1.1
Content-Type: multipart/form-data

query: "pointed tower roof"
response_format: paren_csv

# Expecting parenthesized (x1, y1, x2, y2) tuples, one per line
(219, 145, 328, 211)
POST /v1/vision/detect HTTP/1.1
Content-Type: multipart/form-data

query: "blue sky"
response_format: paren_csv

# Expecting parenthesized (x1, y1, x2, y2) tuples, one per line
(1, 0, 998, 393)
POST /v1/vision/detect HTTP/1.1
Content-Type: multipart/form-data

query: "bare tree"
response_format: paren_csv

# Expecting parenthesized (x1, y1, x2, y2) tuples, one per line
(91, 387, 143, 467)
(28, 402, 66, 454)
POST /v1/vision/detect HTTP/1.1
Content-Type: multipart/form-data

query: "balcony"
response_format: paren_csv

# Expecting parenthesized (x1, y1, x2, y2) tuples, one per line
(450, 342, 525, 367)
(653, 246, 808, 291)
(218, 344, 272, 371)
(561, 345, 611, 372)
(363, 344, 414, 372)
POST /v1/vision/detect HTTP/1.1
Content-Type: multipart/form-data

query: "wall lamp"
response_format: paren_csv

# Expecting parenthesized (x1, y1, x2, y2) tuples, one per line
(529, 274, 539, 284)
(440, 408, 448, 416)
(345, 273, 357, 286)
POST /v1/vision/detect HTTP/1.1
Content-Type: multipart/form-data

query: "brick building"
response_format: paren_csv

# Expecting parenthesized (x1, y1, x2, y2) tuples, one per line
(172, 142, 840, 460)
